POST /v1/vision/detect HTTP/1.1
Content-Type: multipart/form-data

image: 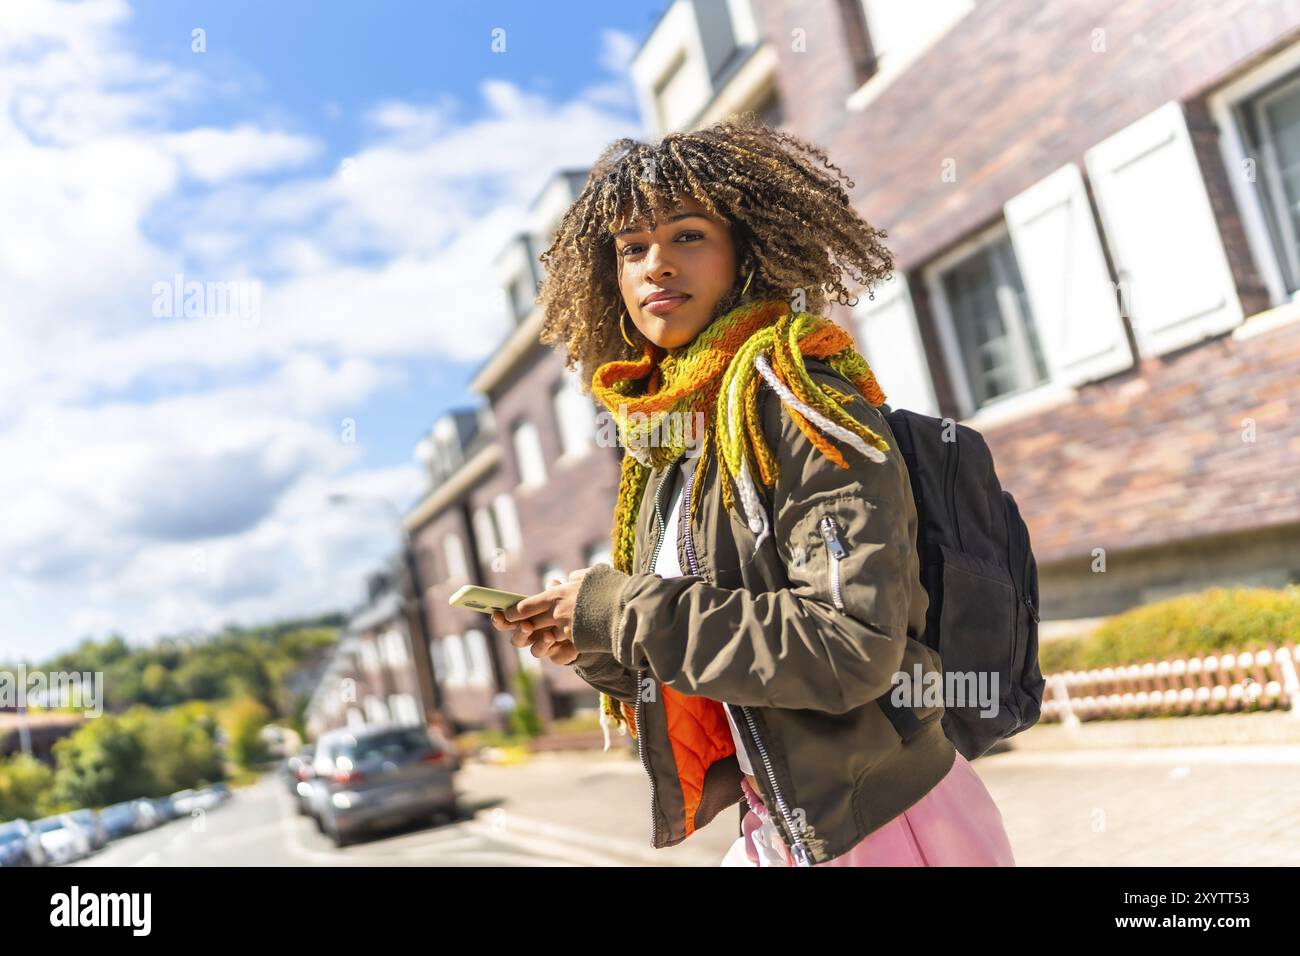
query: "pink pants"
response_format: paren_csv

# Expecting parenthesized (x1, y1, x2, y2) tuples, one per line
(720, 750, 1015, 866)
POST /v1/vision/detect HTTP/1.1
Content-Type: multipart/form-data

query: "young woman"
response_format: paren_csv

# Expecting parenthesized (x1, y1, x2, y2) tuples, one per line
(490, 117, 1015, 867)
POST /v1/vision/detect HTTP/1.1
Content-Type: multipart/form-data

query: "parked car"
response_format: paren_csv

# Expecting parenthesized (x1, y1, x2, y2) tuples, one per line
(0, 820, 47, 867)
(32, 815, 89, 865)
(98, 801, 141, 841)
(285, 745, 316, 812)
(168, 789, 200, 815)
(66, 809, 107, 850)
(191, 787, 223, 812)
(312, 724, 460, 848)
(129, 798, 161, 831)
(209, 782, 232, 803)
(149, 796, 179, 824)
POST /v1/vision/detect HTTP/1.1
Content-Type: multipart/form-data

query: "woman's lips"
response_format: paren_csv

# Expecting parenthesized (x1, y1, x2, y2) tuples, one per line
(643, 294, 690, 315)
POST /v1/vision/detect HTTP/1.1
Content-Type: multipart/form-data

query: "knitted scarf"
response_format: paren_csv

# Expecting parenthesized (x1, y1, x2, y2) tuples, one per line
(587, 297, 893, 744)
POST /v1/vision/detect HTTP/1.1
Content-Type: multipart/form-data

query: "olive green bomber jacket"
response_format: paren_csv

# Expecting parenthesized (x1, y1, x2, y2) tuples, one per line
(568, 358, 956, 865)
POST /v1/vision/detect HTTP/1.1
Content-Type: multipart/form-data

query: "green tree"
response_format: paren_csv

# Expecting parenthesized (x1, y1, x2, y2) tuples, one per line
(49, 715, 149, 808)
(0, 754, 57, 822)
(220, 696, 271, 768)
(507, 666, 542, 738)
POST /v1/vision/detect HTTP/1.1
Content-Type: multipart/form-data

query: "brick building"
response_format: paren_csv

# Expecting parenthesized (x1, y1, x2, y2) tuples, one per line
(402, 173, 624, 734)
(351, 0, 1300, 740)
(631, 0, 1300, 633)
(304, 570, 425, 739)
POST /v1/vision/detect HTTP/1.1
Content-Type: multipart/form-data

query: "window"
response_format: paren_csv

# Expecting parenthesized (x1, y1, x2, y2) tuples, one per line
(471, 506, 500, 563)
(856, 0, 973, 76)
(464, 629, 493, 687)
(552, 370, 596, 458)
(584, 544, 612, 569)
(382, 628, 408, 666)
(1248, 74, 1300, 293)
(359, 640, 382, 675)
(439, 635, 469, 687)
(492, 493, 523, 553)
(1212, 46, 1300, 313)
(655, 50, 698, 134)
(429, 639, 446, 683)
(932, 230, 1049, 411)
(442, 533, 468, 581)
(387, 693, 420, 726)
(508, 274, 535, 325)
(512, 420, 547, 489)
(364, 695, 390, 724)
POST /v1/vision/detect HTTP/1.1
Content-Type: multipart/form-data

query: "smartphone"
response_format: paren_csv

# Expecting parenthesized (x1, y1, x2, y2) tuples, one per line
(448, 584, 530, 615)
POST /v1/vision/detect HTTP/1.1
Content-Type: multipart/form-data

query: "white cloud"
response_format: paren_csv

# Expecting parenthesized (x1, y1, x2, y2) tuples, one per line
(157, 124, 322, 183)
(0, 0, 643, 659)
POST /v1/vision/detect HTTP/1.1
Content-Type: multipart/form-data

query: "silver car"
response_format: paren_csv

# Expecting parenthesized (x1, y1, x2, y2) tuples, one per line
(66, 809, 107, 850)
(0, 820, 47, 867)
(32, 816, 89, 865)
(312, 724, 460, 848)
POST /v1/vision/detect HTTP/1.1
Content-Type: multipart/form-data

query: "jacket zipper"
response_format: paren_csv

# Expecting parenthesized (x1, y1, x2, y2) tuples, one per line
(680, 458, 815, 867)
(819, 515, 847, 611)
(636, 465, 674, 849)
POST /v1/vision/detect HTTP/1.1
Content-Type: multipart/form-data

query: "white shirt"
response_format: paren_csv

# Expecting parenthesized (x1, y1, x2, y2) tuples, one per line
(652, 458, 757, 777)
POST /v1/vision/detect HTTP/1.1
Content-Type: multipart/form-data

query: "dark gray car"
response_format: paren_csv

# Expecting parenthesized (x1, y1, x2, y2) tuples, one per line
(312, 724, 460, 847)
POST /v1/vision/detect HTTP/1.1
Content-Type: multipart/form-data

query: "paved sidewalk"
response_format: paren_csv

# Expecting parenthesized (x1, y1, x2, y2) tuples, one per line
(977, 745, 1300, 866)
(463, 742, 1300, 866)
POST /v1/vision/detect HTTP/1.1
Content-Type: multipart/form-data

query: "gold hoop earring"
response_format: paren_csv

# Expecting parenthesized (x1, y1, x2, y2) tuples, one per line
(740, 265, 756, 298)
(619, 310, 638, 349)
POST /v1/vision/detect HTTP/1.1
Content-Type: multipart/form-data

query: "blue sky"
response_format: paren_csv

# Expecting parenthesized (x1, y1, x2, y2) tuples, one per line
(0, 0, 662, 660)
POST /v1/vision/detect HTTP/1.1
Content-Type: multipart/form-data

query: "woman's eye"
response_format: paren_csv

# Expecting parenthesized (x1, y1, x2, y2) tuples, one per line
(618, 231, 703, 257)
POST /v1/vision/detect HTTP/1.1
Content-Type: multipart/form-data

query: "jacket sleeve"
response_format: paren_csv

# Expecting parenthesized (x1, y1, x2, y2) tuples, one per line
(569, 369, 918, 715)
(569, 648, 639, 704)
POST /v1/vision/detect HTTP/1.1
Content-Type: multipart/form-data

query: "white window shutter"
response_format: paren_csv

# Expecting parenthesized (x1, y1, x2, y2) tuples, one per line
(1003, 162, 1134, 386)
(849, 273, 939, 416)
(1084, 100, 1243, 357)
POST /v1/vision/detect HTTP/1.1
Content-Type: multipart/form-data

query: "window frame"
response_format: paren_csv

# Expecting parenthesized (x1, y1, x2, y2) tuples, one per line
(924, 220, 1066, 424)
(510, 418, 548, 491)
(551, 370, 596, 462)
(1210, 38, 1300, 327)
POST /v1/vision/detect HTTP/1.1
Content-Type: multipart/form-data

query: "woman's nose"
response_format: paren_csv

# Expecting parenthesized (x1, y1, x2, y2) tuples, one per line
(643, 242, 676, 279)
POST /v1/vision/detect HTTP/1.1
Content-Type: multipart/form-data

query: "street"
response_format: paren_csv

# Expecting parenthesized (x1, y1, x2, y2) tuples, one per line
(70, 744, 1300, 866)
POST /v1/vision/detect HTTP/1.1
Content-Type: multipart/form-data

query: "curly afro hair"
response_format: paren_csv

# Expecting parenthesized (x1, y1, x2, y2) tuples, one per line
(535, 113, 895, 395)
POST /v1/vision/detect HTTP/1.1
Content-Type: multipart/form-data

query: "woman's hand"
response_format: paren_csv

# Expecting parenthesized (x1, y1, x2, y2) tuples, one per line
(489, 568, 592, 666)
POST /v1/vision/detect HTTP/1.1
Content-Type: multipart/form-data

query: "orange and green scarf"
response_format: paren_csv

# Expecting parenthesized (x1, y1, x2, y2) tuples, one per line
(587, 297, 893, 742)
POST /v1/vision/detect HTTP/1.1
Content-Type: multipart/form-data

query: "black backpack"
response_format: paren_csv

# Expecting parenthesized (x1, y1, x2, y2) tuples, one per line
(872, 403, 1046, 760)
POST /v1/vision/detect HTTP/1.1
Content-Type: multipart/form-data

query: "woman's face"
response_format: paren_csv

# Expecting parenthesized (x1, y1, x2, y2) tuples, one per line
(613, 195, 739, 350)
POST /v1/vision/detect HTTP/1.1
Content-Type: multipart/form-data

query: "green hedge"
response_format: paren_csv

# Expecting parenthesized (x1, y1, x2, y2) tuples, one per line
(1038, 584, 1300, 674)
